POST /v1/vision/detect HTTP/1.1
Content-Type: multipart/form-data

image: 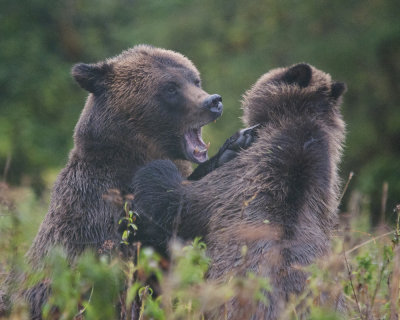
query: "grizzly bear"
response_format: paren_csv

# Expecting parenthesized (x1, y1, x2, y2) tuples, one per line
(132, 63, 346, 319)
(1, 45, 255, 319)
(27, 45, 226, 266)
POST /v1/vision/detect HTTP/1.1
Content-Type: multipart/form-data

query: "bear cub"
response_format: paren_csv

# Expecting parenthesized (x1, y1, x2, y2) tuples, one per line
(132, 63, 346, 319)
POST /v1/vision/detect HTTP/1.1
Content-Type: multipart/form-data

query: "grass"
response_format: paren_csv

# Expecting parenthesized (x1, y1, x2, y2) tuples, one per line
(0, 180, 399, 319)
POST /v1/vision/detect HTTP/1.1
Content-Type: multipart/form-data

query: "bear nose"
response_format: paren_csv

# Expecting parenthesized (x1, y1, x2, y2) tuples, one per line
(203, 94, 223, 115)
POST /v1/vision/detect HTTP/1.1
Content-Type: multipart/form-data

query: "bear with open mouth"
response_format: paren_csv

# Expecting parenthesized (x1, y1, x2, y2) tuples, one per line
(14, 45, 254, 319)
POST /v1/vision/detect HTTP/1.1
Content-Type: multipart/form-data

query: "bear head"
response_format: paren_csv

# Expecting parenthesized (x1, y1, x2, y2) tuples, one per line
(241, 63, 346, 130)
(71, 45, 223, 164)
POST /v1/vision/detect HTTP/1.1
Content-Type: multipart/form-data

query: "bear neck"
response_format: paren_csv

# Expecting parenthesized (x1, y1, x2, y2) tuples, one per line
(70, 138, 192, 186)
(71, 95, 193, 185)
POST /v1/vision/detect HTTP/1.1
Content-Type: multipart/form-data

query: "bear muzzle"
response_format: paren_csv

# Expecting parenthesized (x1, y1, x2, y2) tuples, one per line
(203, 94, 223, 116)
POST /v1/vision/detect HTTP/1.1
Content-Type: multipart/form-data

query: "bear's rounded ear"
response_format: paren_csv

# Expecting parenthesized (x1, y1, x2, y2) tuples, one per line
(71, 63, 111, 94)
(330, 82, 347, 100)
(281, 63, 312, 88)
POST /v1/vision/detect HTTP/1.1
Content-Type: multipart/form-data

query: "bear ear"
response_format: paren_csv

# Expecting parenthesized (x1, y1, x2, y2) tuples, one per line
(281, 63, 312, 88)
(330, 82, 347, 100)
(71, 63, 111, 94)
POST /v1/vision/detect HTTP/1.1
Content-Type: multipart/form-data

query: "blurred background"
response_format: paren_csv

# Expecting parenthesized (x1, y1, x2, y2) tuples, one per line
(0, 0, 399, 226)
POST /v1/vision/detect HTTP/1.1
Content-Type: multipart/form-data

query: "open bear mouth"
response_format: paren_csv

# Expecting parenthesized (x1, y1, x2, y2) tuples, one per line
(183, 127, 210, 163)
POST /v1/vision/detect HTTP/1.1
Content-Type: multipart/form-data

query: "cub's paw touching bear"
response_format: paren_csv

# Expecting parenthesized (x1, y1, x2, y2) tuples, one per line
(215, 124, 259, 167)
(132, 123, 260, 253)
(132, 63, 346, 319)
(189, 124, 259, 180)
(131, 160, 184, 252)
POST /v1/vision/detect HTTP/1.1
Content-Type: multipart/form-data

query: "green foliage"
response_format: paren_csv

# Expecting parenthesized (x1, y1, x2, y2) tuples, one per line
(171, 237, 210, 286)
(119, 202, 139, 245)
(40, 250, 122, 320)
(1, 183, 400, 319)
(309, 309, 342, 320)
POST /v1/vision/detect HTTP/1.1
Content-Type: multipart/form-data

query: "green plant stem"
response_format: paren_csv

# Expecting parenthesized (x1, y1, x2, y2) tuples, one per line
(346, 231, 395, 255)
(369, 257, 388, 316)
(343, 250, 363, 319)
(338, 171, 354, 204)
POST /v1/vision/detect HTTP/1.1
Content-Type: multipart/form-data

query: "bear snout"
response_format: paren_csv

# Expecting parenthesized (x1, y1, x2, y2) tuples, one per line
(203, 94, 223, 115)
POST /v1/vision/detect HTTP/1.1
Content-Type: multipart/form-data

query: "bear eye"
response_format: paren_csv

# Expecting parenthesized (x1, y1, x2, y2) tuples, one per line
(166, 84, 178, 95)
(194, 79, 201, 87)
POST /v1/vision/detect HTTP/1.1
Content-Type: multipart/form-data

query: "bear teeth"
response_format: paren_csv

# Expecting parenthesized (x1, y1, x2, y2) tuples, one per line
(184, 127, 208, 163)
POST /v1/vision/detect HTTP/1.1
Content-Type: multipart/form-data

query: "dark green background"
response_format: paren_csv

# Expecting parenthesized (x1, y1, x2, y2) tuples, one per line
(1, 0, 399, 224)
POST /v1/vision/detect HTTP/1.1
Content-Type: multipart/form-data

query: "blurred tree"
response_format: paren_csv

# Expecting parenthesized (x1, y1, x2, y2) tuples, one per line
(0, 0, 399, 224)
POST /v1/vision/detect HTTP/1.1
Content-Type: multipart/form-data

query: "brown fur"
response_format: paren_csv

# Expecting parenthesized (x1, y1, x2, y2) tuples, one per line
(29, 45, 220, 265)
(2, 45, 224, 319)
(132, 63, 346, 319)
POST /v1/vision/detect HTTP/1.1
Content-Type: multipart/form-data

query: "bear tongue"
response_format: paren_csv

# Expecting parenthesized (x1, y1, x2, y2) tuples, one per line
(184, 128, 208, 163)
